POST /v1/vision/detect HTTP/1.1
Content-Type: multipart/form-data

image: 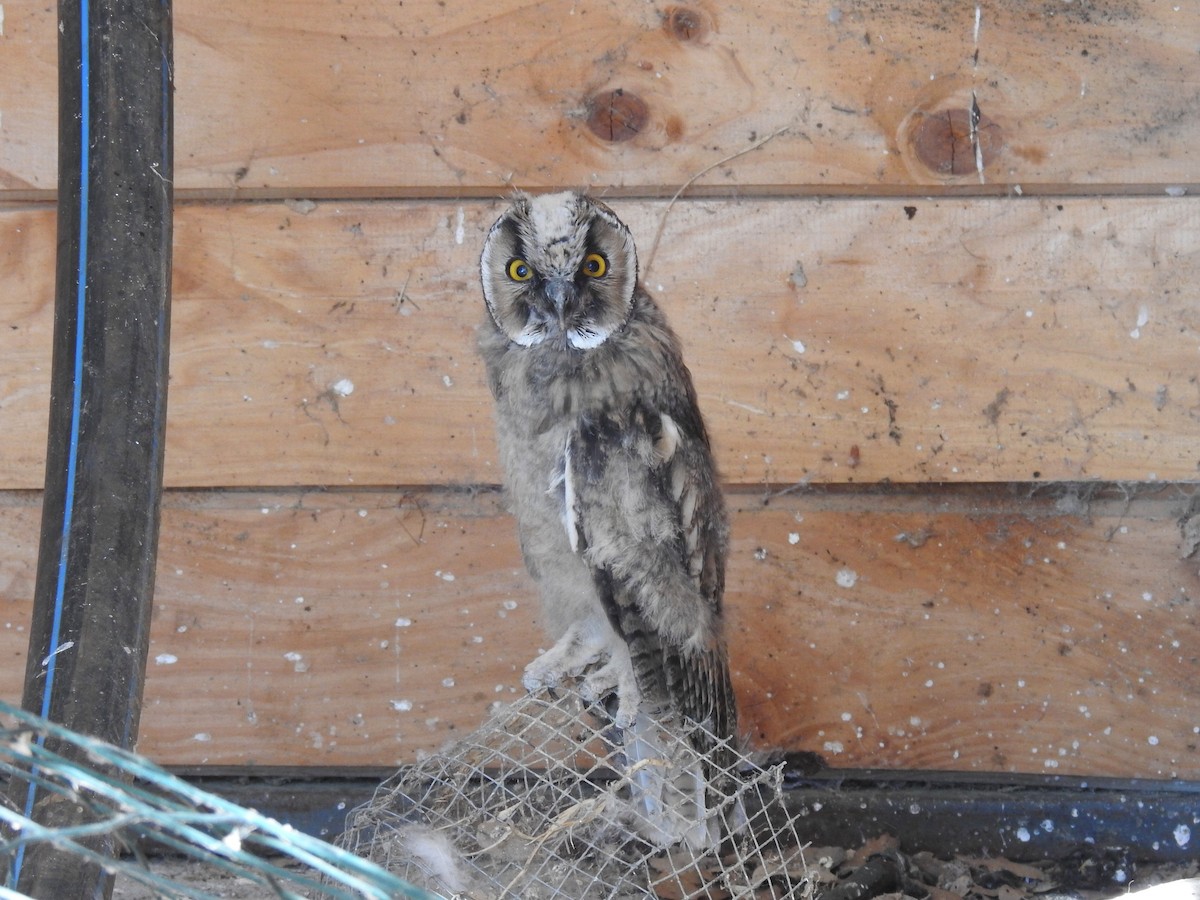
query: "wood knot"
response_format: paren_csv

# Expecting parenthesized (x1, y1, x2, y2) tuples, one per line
(585, 89, 649, 142)
(663, 6, 712, 42)
(909, 106, 1004, 176)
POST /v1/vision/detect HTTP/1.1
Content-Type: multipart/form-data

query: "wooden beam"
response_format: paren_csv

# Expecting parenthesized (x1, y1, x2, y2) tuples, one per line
(1, 487, 1196, 777)
(3, 1, 1199, 197)
(2, 199, 1198, 488)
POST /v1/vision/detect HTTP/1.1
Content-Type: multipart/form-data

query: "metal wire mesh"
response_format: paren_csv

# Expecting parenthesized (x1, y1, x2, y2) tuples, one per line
(339, 685, 814, 899)
(0, 700, 436, 900)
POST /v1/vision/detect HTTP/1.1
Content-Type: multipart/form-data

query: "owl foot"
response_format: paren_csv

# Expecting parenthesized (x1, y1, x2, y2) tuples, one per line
(521, 624, 607, 695)
(579, 656, 641, 729)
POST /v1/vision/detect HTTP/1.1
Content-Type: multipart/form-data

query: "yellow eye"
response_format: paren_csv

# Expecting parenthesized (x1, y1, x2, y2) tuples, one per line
(582, 253, 607, 278)
(507, 259, 533, 282)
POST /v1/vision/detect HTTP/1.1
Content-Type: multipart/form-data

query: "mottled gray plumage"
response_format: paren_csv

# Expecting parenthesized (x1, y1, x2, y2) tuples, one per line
(478, 193, 737, 846)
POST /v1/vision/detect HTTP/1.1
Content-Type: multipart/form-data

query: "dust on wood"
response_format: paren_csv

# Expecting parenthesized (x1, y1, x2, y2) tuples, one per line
(1, 487, 1195, 777)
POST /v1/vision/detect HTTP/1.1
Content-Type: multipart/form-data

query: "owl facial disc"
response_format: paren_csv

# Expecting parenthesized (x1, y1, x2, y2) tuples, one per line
(481, 192, 639, 351)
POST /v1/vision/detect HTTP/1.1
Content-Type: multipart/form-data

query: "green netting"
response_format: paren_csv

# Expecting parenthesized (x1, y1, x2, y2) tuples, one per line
(0, 700, 437, 899)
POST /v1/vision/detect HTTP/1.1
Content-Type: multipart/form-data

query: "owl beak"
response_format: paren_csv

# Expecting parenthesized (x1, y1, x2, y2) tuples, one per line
(544, 277, 575, 325)
(549, 277, 576, 312)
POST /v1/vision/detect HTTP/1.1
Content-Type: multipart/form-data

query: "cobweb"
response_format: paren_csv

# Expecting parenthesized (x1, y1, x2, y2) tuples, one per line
(338, 683, 813, 899)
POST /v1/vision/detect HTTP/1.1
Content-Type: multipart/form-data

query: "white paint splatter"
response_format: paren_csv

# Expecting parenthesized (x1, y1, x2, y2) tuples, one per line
(193, 733, 212, 742)
(1015, 826, 1031, 842)
(1174, 824, 1191, 847)
(41, 641, 76, 667)
(442, 374, 454, 388)
(725, 399, 766, 415)
(1130, 306, 1150, 339)
(822, 741, 844, 754)
(395, 617, 413, 627)
(331, 378, 355, 397)
(435, 570, 455, 582)
(1165, 186, 1187, 197)
(454, 207, 465, 245)
(155, 653, 178, 665)
(441, 677, 456, 688)
(835, 568, 858, 588)
(788, 532, 800, 545)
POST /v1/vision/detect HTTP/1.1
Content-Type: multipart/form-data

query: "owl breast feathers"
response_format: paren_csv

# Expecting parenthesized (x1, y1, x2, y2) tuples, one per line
(478, 192, 737, 777)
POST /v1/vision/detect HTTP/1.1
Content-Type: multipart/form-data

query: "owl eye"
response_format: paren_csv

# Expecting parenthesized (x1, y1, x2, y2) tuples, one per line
(581, 253, 608, 278)
(507, 259, 533, 282)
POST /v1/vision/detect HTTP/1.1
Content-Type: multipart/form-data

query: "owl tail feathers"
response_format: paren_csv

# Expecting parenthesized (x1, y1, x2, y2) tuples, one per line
(622, 712, 746, 854)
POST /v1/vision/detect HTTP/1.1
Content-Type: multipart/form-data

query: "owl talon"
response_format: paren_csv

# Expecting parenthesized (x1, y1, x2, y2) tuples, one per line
(580, 657, 641, 729)
(522, 661, 565, 695)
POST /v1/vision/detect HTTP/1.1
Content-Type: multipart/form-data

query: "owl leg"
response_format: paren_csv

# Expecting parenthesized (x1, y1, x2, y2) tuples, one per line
(625, 711, 718, 852)
(521, 622, 608, 695)
(578, 641, 641, 729)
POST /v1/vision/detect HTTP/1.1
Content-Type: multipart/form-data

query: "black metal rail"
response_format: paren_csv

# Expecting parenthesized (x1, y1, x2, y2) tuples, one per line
(6, 1, 173, 896)
(185, 765, 1200, 869)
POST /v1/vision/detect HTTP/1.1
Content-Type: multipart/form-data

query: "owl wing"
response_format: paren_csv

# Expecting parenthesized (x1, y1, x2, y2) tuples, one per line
(564, 397, 736, 750)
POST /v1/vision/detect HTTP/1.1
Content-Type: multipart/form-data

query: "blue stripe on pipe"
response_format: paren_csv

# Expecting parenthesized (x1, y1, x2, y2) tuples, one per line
(43, 0, 91, 730)
(10, 1, 91, 887)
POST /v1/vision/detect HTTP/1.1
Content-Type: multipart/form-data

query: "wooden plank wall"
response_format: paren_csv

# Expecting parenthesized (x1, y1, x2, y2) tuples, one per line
(1, 1, 1198, 779)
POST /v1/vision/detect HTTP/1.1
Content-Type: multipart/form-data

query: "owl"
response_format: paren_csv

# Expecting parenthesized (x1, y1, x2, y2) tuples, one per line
(478, 191, 737, 848)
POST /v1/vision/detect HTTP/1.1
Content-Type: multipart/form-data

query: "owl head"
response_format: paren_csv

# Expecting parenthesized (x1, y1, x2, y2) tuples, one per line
(480, 192, 639, 351)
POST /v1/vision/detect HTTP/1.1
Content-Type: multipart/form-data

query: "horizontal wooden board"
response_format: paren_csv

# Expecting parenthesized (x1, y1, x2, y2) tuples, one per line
(2, 198, 1199, 488)
(0, 487, 1197, 777)
(2, 1, 1199, 197)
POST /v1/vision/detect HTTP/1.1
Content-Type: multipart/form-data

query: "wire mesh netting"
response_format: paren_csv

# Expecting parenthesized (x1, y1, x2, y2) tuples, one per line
(0, 700, 436, 899)
(338, 683, 813, 899)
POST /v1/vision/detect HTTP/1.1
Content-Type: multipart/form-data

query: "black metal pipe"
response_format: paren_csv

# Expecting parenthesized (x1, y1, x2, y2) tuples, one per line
(6, 1, 173, 896)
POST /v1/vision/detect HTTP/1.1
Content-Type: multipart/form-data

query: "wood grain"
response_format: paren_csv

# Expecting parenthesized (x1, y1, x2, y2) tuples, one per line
(4, 0, 1197, 791)
(2, 1, 1198, 197)
(2, 198, 1198, 489)
(2, 487, 1196, 776)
